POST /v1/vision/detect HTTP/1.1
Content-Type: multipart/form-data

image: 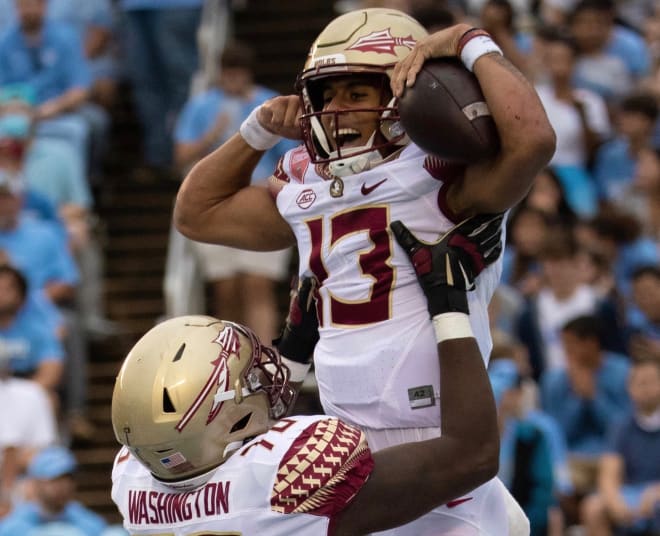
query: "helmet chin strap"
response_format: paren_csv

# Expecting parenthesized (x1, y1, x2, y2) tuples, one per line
(328, 132, 383, 177)
(156, 466, 217, 491)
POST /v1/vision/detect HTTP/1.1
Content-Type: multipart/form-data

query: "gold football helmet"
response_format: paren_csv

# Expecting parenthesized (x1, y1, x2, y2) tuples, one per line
(111, 316, 294, 484)
(297, 8, 428, 176)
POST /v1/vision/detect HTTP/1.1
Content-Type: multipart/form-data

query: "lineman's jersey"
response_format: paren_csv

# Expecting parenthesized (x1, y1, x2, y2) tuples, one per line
(273, 143, 504, 429)
(111, 415, 374, 535)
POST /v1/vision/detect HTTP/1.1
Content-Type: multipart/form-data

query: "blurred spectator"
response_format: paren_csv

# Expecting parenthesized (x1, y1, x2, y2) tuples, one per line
(534, 27, 608, 214)
(516, 229, 624, 377)
(569, 0, 650, 102)
(628, 265, 660, 362)
(0, 266, 58, 514)
(47, 0, 119, 109)
(581, 358, 660, 535)
(536, 27, 610, 167)
(613, 147, 660, 243)
(582, 207, 659, 300)
(44, 0, 113, 181)
(502, 205, 552, 296)
(0, 99, 79, 305)
(0, 0, 92, 172)
(0, 221, 64, 396)
(0, 0, 119, 185)
(593, 92, 659, 206)
(524, 167, 579, 225)
(174, 41, 293, 178)
(541, 315, 631, 496)
(118, 0, 203, 176)
(574, 245, 618, 303)
(0, 0, 118, 109)
(479, 0, 533, 75)
(0, 446, 107, 535)
(489, 358, 556, 536)
(0, 85, 114, 339)
(0, 159, 97, 442)
(171, 41, 293, 342)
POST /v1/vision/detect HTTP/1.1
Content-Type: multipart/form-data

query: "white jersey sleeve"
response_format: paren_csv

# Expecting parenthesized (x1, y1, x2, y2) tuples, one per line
(274, 143, 504, 430)
(111, 415, 373, 535)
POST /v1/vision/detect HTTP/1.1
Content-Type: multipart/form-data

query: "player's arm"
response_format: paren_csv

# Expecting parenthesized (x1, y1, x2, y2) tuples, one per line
(174, 96, 302, 251)
(391, 24, 556, 217)
(273, 276, 319, 400)
(332, 214, 503, 536)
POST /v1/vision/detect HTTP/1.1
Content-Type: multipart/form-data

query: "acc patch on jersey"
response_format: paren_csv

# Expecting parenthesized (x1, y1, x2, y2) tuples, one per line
(271, 418, 373, 516)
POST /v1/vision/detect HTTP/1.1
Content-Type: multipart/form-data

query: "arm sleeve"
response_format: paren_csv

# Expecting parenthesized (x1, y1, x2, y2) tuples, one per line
(271, 418, 374, 518)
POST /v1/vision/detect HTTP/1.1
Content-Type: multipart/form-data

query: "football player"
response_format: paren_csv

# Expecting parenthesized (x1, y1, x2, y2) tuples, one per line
(112, 214, 502, 535)
(174, 8, 555, 534)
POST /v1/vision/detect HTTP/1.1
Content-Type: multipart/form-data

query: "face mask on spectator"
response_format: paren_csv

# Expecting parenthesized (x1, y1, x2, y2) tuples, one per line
(0, 113, 32, 140)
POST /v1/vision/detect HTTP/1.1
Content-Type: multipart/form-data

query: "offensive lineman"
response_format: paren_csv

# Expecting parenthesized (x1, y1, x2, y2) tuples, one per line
(174, 8, 555, 534)
(112, 214, 501, 535)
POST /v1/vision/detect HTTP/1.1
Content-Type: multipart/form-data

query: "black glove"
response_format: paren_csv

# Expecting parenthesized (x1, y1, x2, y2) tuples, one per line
(390, 213, 504, 316)
(273, 276, 319, 364)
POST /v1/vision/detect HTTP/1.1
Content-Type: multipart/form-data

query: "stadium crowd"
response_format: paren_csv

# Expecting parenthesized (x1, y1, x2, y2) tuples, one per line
(0, 0, 659, 534)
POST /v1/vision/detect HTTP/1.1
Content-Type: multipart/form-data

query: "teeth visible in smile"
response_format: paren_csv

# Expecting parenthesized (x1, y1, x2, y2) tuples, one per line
(335, 128, 361, 146)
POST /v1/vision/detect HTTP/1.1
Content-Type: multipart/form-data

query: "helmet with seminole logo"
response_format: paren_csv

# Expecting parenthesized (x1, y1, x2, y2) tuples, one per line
(297, 8, 428, 176)
(111, 316, 294, 487)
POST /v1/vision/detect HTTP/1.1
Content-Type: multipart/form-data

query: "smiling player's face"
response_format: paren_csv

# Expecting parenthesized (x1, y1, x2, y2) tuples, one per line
(320, 76, 383, 152)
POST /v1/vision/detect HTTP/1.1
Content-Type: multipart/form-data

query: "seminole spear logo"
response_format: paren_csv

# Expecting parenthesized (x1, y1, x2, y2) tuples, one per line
(175, 325, 241, 432)
(347, 28, 416, 56)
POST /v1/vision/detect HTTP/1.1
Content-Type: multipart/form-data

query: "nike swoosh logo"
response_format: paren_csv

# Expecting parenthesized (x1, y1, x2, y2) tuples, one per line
(361, 178, 388, 195)
(446, 497, 473, 508)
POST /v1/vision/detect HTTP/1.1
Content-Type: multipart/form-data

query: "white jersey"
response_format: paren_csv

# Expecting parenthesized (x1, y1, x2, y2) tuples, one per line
(274, 143, 503, 429)
(111, 415, 373, 536)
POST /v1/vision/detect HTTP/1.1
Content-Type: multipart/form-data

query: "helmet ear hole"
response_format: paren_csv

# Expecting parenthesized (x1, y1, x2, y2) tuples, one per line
(163, 389, 176, 413)
(230, 412, 252, 433)
(172, 343, 185, 362)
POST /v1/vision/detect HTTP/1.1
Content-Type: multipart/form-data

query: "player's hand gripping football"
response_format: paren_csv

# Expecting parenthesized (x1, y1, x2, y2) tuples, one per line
(391, 213, 504, 316)
(273, 276, 320, 364)
(391, 23, 472, 97)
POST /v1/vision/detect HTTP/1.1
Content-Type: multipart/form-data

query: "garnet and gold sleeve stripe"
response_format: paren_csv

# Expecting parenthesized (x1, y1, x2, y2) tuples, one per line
(271, 418, 374, 517)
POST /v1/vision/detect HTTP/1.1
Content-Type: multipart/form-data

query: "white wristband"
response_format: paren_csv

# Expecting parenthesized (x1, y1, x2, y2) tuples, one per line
(239, 106, 282, 151)
(282, 357, 311, 383)
(432, 312, 474, 344)
(460, 35, 503, 72)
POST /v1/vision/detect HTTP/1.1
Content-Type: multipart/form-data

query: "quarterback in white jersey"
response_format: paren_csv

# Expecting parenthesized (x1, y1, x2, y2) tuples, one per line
(273, 142, 500, 429)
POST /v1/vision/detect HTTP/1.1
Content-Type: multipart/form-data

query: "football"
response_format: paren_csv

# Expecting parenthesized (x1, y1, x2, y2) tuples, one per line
(397, 57, 500, 163)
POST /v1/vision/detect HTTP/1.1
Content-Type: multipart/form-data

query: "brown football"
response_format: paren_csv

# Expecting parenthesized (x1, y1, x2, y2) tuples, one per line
(398, 57, 500, 163)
